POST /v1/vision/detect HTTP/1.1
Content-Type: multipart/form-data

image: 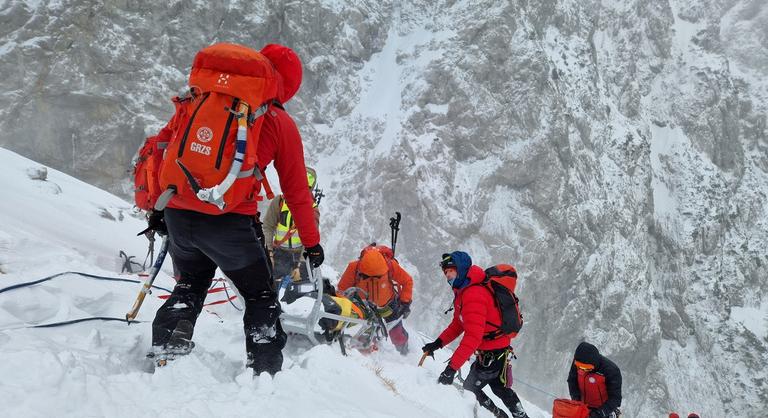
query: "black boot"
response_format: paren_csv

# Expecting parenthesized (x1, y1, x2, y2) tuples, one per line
(480, 397, 509, 418)
(244, 292, 287, 376)
(509, 402, 529, 418)
(152, 283, 206, 348)
(148, 320, 196, 366)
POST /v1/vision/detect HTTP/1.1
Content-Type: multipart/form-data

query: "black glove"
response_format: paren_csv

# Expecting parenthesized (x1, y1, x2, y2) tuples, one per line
(399, 301, 411, 319)
(137, 210, 167, 236)
(422, 338, 443, 354)
(589, 409, 607, 418)
(437, 365, 456, 385)
(304, 243, 324, 268)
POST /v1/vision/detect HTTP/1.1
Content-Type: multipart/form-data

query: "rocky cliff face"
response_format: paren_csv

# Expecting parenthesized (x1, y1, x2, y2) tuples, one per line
(2, 0, 766, 415)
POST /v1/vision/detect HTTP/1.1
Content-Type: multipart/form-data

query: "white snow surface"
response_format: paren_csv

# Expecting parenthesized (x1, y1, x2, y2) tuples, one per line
(0, 147, 548, 417)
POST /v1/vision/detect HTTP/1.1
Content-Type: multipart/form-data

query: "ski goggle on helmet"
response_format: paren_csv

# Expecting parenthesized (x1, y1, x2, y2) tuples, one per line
(440, 253, 458, 282)
(440, 253, 457, 271)
(306, 167, 317, 191)
(574, 360, 595, 371)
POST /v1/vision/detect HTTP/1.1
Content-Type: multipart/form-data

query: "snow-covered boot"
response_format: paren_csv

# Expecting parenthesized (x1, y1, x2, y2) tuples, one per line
(151, 282, 206, 347)
(480, 397, 509, 418)
(149, 319, 196, 366)
(509, 402, 529, 418)
(244, 296, 287, 376)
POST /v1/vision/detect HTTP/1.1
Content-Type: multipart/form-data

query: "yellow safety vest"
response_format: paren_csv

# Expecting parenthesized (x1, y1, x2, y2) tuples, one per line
(273, 197, 317, 249)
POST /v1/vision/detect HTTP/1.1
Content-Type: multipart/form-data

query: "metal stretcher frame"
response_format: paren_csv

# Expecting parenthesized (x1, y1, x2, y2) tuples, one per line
(280, 257, 370, 345)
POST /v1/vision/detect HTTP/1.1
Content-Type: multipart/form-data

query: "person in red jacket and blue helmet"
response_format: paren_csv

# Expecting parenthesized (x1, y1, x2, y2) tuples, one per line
(422, 251, 529, 418)
(568, 342, 622, 418)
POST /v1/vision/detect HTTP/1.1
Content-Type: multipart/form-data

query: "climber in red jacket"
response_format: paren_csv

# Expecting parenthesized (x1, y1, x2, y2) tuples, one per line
(421, 251, 528, 418)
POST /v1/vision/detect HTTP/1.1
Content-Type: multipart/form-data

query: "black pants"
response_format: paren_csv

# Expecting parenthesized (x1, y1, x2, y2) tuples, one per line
(152, 208, 286, 374)
(272, 247, 308, 282)
(463, 348, 523, 417)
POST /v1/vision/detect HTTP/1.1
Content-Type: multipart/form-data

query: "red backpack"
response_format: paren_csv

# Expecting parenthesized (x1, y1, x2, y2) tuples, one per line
(134, 43, 278, 213)
(481, 264, 523, 339)
(552, 399, 590, 418)
(133, 104, 182, 211)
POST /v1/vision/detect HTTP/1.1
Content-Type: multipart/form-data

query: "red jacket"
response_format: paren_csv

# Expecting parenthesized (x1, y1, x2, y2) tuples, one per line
(438, 265, 512, 370)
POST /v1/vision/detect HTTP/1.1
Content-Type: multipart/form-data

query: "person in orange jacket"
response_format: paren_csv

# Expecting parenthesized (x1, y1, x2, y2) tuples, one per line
(337, 244, 413, 354)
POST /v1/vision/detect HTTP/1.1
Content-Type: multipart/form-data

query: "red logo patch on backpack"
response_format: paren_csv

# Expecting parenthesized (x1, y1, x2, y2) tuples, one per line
(482, 264, 523, 339)
(134, 43, 279, 214)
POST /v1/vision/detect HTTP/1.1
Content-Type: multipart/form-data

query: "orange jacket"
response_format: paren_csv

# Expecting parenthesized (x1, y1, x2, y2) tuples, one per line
(337, 259, 413, 308)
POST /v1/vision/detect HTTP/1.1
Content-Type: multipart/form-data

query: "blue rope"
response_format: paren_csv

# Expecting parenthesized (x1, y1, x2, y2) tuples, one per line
(0, 271, 169, 330)
(0, 271, 173, 295)
(31, 317, 142, 328)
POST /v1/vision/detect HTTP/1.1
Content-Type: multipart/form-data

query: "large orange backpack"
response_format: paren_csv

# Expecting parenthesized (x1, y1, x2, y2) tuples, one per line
(480, 264, 523, 339)
(354, 245, 401, 309)
(135, 43, 278, 213)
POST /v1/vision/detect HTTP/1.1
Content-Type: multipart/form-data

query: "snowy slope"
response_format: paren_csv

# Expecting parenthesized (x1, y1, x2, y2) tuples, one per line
(0, 147, 548, 417)
(3, 1, 767, 416)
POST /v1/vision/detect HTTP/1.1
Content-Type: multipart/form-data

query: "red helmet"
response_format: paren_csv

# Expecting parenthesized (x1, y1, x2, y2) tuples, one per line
(260, 44, 302, 104)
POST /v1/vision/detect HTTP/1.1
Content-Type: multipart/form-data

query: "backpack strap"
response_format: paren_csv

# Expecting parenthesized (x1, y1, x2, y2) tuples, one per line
(182, 101, 269, 209)
(257, 167, 275, 200)
(234, 165, 274, 200)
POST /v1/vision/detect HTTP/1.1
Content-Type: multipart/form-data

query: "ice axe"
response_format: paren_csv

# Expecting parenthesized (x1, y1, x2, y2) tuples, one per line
(389, 211, 401, 256)
(125, 235, 170, 322)
(418, 350, 434, 367)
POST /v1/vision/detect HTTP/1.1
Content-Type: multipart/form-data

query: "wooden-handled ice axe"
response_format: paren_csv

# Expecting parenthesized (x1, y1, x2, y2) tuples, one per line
(125, 236, 169, 322)
(418, 351, 434, 367)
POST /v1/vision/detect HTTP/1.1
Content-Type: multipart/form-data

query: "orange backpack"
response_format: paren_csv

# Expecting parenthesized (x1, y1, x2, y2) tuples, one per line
(133, 101, 184, 211)
(133, 133, 166, 211)
(136, 43, 278, 214)
(354, 245, 401, 309)
(552, 399, 590, 418)
(481, 264, 523, 339)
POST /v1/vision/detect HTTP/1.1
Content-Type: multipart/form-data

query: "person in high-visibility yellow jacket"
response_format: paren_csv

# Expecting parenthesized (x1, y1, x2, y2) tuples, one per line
(263, 167, 320, 284)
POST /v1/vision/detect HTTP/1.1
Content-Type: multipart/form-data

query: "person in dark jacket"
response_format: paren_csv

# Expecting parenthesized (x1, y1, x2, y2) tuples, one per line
(567, 342, 622, 418)
(422, 251, 529, 418)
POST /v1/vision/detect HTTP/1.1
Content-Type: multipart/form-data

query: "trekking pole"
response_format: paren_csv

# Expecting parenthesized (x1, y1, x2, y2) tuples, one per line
(389, 211, 401, 256)
(125, 235, 170, 322)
